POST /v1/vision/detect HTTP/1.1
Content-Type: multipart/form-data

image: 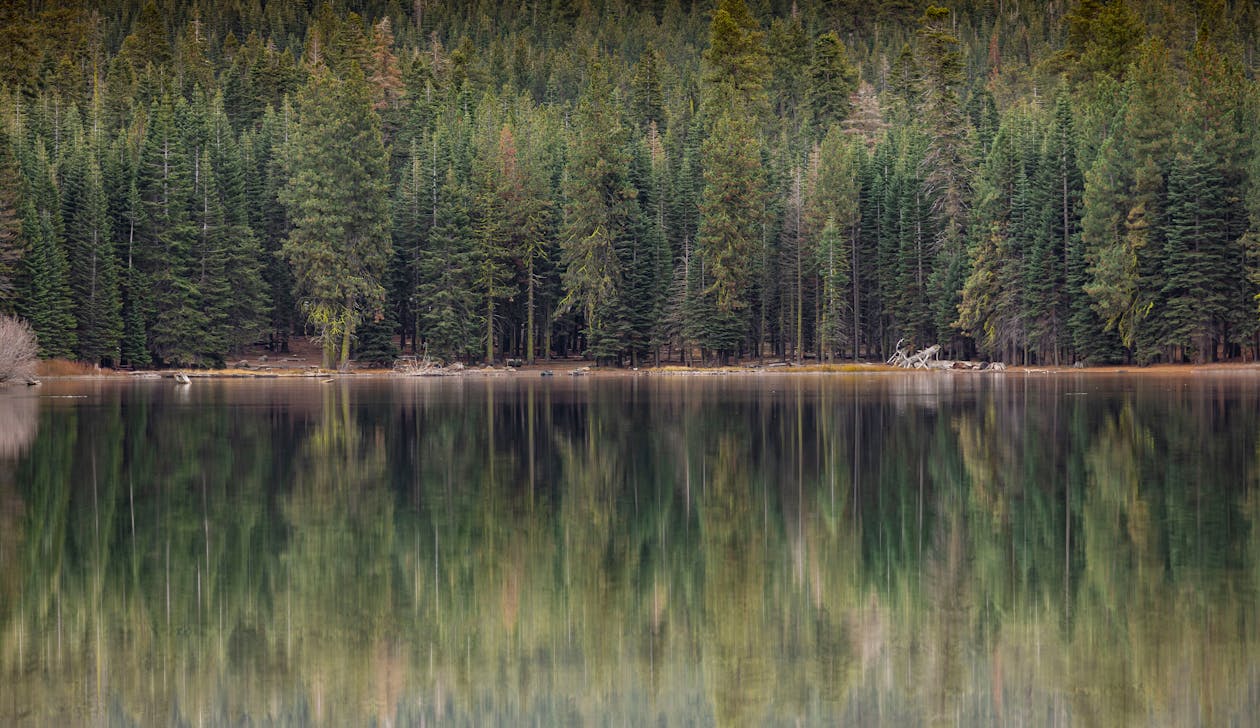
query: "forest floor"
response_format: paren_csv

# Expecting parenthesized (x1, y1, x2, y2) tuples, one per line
(32, 336, 1260, 379)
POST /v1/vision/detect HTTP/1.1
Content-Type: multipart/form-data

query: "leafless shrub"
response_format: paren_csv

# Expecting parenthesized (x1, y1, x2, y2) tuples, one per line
(0, 315, 38, 384)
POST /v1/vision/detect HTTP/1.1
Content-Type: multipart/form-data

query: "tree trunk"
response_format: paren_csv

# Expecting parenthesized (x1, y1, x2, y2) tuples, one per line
(339, 297, 354, 370)
(486, 296, 494, 364)
(526, 259, 535, 364)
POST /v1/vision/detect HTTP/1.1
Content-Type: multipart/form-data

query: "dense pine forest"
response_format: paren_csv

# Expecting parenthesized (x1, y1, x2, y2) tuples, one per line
(1, 0, 1259, 368)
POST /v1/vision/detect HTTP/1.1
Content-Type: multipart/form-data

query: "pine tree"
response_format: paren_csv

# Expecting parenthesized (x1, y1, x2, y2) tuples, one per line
(136, 97, 202, 366)
(805, 31, 858, 142)
(697, 0, 769, 362)
(559, 61, 637, 364)
(957, 109, 1030, 361)
(767, 13, 809, 146)
(471, 112, 518, 364)
(806, 127, 861, 359)
(918, 8, 974, 348)
(64, 138, 122, 365)
(118, 178, 150, 368)
(0, 133, 25, 312)
(418, 166, 477, 360)
(1180, 32, 1251, 360)
(815, 217, 851, 360)
(18, 141, 75, 358)
(392, 138, 429, 353)
(280, 63, 392, 369)
(204, 93, 267, 354)
(630, 45, 666, 134)
(1083, 40, 1177, 362)
(250, 104, 296, 351)
(189, 148, 232, 363)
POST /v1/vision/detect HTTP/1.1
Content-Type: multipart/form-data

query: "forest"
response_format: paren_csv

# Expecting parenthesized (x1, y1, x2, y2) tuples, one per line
(1, 0, 1259, 368)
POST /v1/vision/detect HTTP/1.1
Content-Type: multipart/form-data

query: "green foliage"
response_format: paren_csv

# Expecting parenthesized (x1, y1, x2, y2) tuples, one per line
(4, 0, 1260, 366)
(0, 133, 26, 312)
(18, 141, 75, 358)
(806, 32, 858, 141)
(64, 134, 123, 365)
(559, 62, 638, 363)
(280, 63, 392, 369)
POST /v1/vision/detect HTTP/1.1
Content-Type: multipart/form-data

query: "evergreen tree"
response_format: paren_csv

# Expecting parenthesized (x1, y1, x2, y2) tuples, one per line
(815, 217, 851, 360)
(805, 32, 858, 142)
(18, 141, 75, 358)
(136, 97, 202, 365)
(630, 46, 666, 134)
(917, 6, 973, 356)
(806, 127, 861, 359)
(204, 92, 268, 354)
(418, 166, 477, 360)
(767, 12, 809, 146)
(392, 138, 429, 354)
(249, 104, 296, 351)
(64, 138, 122, 365)
(280, 63, 392, 369)
(1083, 40, 1177, 362)
(697, 0, 769, 362)
(0, 133, 25, 312)
(471, 113, 519, 364)
(559, 61, 637, 364)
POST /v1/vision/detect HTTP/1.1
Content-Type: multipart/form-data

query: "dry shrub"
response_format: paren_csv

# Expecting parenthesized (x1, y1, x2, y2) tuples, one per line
(36, 358, 100, 376)
(0, 315, 37, 384)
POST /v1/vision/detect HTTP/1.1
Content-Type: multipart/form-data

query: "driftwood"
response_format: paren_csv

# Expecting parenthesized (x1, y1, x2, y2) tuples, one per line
(888, 340, 942, 369)
(394, 355, 466, 376)
(888, 340, 1008, 372)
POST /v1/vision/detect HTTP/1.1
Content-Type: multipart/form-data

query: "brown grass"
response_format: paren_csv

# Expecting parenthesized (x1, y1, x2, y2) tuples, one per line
(35, 359, 113, 376)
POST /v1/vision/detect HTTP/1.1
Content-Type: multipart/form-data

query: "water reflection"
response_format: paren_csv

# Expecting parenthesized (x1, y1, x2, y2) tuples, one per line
(2, 374, 1259, 725)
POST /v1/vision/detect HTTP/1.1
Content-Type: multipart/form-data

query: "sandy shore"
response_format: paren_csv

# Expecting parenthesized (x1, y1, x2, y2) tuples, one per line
(34, 358, 1260, 381)
(26, 335, 1260, 379)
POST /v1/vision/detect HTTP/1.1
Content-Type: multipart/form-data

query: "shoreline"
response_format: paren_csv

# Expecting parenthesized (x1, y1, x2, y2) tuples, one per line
(29, 359, 1260, 381)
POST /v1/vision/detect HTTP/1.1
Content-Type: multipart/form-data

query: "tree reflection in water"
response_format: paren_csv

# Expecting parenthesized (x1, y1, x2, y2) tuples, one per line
(1, 374, 1258, 725)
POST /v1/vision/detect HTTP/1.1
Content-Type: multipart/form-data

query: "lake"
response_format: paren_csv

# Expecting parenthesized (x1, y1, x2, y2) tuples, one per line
(1, 373, 1258, 725)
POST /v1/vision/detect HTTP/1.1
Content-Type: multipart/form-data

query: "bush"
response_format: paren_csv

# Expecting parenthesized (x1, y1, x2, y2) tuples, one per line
(0, 315, 38, 384)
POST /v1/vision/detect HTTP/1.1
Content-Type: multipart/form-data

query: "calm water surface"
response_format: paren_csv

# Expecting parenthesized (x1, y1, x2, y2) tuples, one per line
(2, 374, 1259, 726)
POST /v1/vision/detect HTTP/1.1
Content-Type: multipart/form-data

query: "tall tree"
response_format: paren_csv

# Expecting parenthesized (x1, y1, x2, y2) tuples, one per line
(136, 97, 202, 365)
(559, 61, 637, 364)
(917, 6, 973, 355)
(18, 142, 75, 358)
(1083, 40, 1176, 362)
(280, 63, 392, 369)
(697, 0, 769, 362)
(805, 31, 858, 142)
(0, 133, 25, 312)
(64, 135, 122, 365)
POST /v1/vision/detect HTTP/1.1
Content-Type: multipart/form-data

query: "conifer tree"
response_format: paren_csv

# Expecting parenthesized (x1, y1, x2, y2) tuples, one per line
(697, 0, 768, 362)
(917, 6, 973, 355)
(418, 166, 477, 360)
(18, 142, 75, 358)
(1083, 40, 1176, 362)
(559, 61, 637, 364)
(630, 46, 666, 134)
(137, 97, 202, 365)
(806, 127, 861, 358)
(806, 32, 858, 142)
(64, 139, 122, 365)
(815, 217, 851, 359)
(203, 93, 267, 354)
(0, 134, 25, 312)
(471, 113, 518, 364)
(280, 63, 392, 369)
